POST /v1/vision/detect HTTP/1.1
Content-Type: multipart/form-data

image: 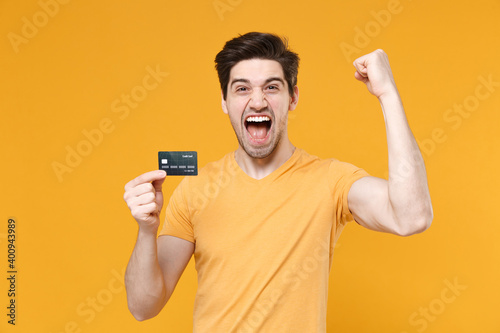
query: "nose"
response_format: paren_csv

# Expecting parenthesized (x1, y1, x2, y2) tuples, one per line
(248, 88, 267, 111)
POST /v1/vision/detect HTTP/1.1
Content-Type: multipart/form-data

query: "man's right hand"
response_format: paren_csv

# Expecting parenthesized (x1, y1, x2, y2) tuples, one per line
(124, 170, 167, 231)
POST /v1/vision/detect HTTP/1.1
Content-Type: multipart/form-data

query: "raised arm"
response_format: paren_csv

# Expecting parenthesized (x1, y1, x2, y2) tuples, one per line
(123, 171, 194, 321)
(347, 49, 433, 236)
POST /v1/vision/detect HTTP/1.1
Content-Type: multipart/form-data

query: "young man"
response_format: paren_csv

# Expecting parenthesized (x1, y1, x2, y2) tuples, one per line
(123, 32, 433, 332)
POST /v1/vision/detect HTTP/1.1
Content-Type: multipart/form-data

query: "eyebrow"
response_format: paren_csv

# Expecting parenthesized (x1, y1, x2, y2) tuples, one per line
(230, 77, 285, 88)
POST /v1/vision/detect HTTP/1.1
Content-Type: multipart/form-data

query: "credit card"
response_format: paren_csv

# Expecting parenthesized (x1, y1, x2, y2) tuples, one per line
(158, 151, 198, 176)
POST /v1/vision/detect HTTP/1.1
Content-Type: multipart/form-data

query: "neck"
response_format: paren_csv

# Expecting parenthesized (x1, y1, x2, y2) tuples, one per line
(234, 139, 295, 180)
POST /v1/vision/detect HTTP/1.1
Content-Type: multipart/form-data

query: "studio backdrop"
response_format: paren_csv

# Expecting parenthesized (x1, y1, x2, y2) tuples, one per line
(1, 1, 499, 332)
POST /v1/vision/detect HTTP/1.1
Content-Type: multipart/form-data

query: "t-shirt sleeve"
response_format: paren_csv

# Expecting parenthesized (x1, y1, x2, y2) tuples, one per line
(328, 159, 370, 228)
(158, 177, 195, 243)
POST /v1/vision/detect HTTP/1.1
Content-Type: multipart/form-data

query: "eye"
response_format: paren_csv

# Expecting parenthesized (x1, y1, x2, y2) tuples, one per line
(236, 86, 248, 92)
(266, 85, 279, 91)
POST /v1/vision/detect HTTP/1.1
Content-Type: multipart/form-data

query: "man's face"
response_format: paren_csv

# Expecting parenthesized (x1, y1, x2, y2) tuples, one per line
(222, 59, 299, 159)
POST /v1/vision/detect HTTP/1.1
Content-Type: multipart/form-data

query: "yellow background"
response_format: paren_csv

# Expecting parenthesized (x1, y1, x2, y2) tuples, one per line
(1, 0, 499, 332)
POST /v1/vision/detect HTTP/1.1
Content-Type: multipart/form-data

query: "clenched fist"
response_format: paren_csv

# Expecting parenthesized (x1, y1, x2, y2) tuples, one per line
(353, 49, 398, 99)
(123, 170, 167, 232)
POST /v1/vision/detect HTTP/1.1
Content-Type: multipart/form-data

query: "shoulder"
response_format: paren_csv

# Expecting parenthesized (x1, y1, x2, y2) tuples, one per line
(293, 148, 329, 170)
(294, 148, 369, 184)
(177, 152, 236, 190)
(293, 148, 353, 173)
(197, 152, 237, 180)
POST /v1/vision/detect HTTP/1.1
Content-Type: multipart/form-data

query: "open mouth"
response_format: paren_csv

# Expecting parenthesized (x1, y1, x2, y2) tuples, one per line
(245, 115, 272, 142)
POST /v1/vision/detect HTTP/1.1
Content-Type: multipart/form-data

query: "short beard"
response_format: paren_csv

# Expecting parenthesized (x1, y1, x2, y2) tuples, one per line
(231, 110, 286, 160)
(240, 134, 282, 159)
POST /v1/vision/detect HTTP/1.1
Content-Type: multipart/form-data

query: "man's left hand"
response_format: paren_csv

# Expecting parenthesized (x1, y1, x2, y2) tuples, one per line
(353, 49, 398, 99)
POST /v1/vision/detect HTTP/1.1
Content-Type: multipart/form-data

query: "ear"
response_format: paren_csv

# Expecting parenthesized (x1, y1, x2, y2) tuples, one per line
(221, 90, 228, 114)
(288, 85, 299, 111)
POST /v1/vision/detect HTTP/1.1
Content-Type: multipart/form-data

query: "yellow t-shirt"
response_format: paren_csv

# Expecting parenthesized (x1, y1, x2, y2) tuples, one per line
(159, 148, 369, 332)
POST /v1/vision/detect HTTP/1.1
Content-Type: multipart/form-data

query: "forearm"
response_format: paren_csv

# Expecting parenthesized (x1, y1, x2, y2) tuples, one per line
(379, 90, 433, 233)
(125, 227, 167, 321)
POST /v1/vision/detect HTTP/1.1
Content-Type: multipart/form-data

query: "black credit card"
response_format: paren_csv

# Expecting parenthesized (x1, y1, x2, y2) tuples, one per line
(158, 151, 198, 176)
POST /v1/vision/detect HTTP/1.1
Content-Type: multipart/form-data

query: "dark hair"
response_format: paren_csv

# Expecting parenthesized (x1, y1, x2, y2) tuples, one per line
(215, 32, 300, 100)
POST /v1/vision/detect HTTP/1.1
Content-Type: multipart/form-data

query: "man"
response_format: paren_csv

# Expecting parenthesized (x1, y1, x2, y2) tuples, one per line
(123, 32, 433, 332)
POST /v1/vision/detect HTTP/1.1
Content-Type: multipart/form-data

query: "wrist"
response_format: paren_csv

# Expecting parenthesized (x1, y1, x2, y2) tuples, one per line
(378, 87, 400, 104)
(138, 224, 160, 237)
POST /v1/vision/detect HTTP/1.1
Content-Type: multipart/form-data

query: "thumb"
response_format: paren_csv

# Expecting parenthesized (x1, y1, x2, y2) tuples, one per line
(353, 61, 368, 78)
(152, 170, 167, 192)
(354, 70, 368, 83)
(353, 52, 370, 77)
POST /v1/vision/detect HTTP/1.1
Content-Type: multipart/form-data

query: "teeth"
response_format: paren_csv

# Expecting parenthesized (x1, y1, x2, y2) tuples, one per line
(246, 116, 270, 122)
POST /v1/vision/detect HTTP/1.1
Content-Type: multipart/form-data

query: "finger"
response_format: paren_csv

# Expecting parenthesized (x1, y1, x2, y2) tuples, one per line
(126, 192, 156, 209)
(125, 170, 166, 191)
(124, 183, 155, 201)
(353, 63, 368, 78)
(152, 176, 166, 193)
(354, 71, 368, 82)
(353, 53, 370, 77)
(131, 202, 159, 220)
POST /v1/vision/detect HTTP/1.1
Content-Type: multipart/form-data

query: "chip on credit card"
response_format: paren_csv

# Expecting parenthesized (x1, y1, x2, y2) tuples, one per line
(158, 151, 198, 176)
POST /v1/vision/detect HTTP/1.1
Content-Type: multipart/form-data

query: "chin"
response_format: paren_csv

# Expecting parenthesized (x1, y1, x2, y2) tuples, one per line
(247, 150, 273, 159)
(241, 140, 280, 159)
